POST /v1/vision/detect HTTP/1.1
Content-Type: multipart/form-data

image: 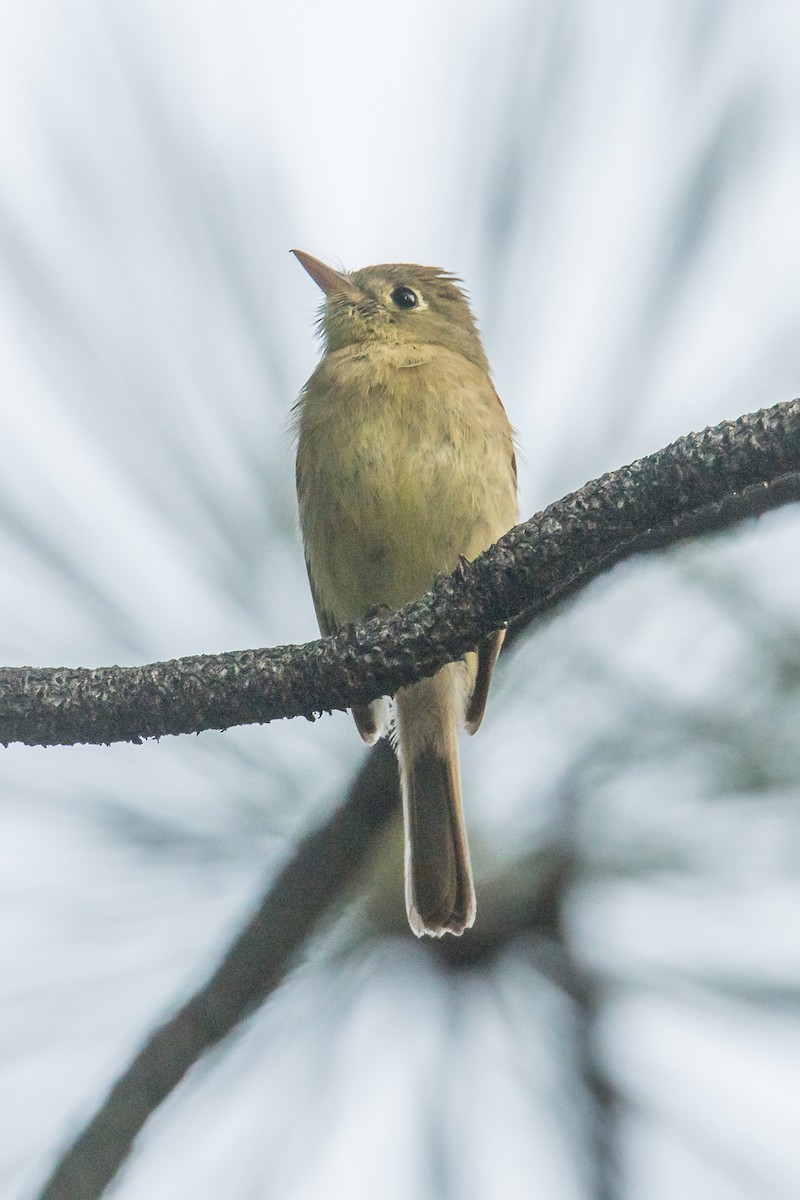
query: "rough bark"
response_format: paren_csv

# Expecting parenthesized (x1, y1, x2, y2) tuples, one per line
(4, 399, 800, 749)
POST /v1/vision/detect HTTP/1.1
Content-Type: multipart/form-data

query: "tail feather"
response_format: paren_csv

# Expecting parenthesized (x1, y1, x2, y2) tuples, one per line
(395, 666, 476, 937)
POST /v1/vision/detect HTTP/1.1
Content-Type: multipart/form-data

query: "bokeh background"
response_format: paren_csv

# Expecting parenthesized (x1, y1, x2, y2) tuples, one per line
(1, 1, 800, 1197)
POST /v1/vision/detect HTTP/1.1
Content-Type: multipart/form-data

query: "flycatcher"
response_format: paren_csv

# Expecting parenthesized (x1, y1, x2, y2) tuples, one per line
(293, 251, 518, 937)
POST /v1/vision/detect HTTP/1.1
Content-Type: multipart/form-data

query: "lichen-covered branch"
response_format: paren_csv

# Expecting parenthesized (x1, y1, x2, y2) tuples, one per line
(3, 399, 799, 749)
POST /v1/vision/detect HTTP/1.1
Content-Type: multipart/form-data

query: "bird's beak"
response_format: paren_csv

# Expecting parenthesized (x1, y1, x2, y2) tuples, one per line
(292, 250, 363, 301)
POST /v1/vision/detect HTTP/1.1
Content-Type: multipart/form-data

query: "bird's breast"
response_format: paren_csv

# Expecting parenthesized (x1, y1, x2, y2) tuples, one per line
(296, 344, 517, 627)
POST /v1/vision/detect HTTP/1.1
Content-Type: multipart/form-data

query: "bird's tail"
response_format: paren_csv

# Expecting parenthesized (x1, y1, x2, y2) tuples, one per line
(394, 665, 476, 937)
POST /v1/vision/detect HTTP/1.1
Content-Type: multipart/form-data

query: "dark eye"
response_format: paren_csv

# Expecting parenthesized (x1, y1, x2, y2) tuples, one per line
(390, 285, 419, 310)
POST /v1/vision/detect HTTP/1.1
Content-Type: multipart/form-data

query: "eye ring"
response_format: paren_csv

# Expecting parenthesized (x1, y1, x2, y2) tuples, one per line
(390, 285, 419, 310)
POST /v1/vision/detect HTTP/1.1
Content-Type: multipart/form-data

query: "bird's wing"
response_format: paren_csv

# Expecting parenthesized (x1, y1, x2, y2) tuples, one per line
(304, 557, 338, 637)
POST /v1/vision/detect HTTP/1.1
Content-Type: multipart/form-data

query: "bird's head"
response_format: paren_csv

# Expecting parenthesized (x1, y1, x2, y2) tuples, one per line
(292, 250, 489, 371)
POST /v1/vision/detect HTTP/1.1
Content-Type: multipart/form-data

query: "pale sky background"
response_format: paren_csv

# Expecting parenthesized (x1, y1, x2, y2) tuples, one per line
(1, 2, 800, 1198)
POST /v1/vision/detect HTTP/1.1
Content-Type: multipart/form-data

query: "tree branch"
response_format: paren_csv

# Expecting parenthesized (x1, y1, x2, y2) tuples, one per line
(30, 398, 800, 1198)
(3, 398, 800, 748)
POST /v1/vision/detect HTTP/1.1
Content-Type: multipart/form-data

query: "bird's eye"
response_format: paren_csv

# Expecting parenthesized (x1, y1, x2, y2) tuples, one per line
(390, 286, 419, 310)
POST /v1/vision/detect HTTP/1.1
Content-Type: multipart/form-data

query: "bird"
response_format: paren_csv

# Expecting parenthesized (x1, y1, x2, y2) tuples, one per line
(292, 250, 518, 937)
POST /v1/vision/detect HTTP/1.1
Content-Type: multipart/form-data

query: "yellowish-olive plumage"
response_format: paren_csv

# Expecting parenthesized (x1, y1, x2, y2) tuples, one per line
(293, 251, 518, 936)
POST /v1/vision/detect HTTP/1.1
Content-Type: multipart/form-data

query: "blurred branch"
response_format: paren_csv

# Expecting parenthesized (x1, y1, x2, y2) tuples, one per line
(37, 742, 400, 1200)
(3, 398, 800, 748)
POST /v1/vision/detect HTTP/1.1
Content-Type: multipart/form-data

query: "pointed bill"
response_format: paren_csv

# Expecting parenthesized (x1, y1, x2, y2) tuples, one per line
(291, 250, 363, 301)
